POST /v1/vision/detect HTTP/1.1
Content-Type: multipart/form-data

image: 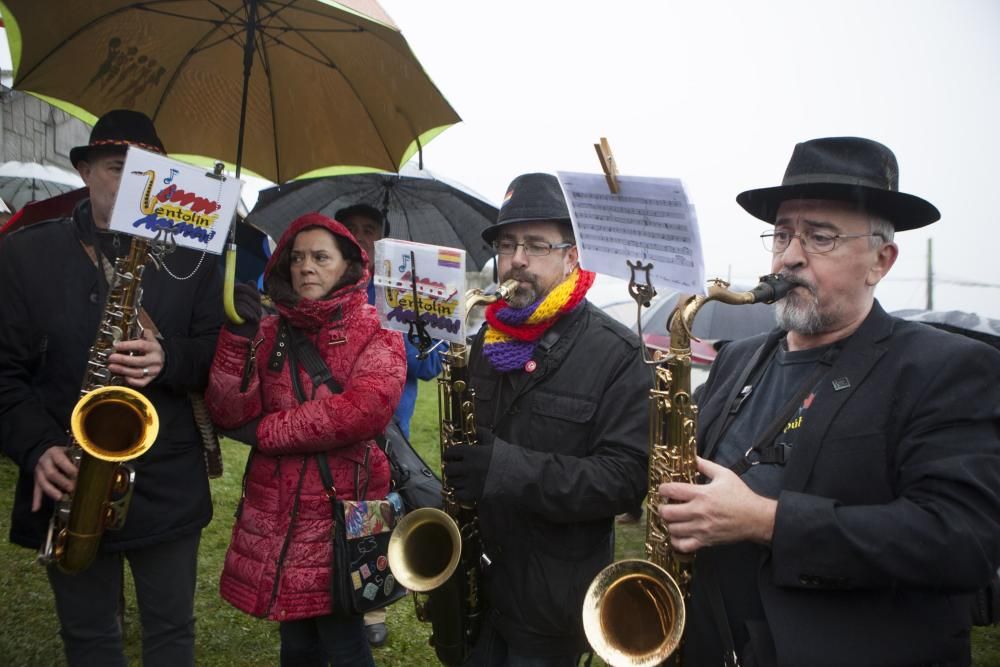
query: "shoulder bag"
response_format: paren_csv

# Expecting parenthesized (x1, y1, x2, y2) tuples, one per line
(283, 320, 408, 614)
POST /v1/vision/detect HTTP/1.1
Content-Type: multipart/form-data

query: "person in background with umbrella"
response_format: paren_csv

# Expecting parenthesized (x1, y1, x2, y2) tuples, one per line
(656, 137, 1000, 666)
(0, 110, 224, 666)
(205, 213, 405, 666)
(335, 202, 444, 648)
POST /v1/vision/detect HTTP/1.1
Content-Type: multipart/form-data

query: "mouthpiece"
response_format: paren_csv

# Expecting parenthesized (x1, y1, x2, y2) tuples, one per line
(495, 279, 519, 302)
(749, 273, 794, 304)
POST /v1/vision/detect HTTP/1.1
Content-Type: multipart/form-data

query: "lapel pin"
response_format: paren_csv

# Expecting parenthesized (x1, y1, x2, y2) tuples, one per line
(524, 360, 538, 373)
(832, 377, 850, 391)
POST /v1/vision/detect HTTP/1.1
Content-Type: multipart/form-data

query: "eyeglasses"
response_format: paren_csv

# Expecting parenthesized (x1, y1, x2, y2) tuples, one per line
(493, 239, 575, 256)
(760, 229, 885, 255)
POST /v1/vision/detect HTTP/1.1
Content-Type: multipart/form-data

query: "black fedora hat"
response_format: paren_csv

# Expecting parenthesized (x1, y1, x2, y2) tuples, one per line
(482, 172, 570, 244)
(70, 109, 166, 167)
(736, 137, 939, 231)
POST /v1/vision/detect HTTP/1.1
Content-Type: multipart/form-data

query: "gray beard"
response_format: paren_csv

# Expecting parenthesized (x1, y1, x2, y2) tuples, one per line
(774, 286, 829, 335)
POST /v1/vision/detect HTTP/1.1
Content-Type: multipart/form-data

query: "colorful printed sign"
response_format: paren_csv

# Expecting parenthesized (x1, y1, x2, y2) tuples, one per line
(108, 147, 242, 255)
(373, 238, 467, 345)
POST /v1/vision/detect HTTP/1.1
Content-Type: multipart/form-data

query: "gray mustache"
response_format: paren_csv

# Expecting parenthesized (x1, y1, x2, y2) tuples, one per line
(782, 274, 816, 295)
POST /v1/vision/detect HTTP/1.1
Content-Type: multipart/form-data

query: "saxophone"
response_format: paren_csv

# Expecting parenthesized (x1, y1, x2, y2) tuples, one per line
(37, 236, 160, 573)
(388, 279, 518, 666)
(582, 274, 792, 667)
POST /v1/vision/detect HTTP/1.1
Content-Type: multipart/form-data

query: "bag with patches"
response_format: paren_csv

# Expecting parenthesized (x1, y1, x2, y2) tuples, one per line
(316, 450, 408, 615)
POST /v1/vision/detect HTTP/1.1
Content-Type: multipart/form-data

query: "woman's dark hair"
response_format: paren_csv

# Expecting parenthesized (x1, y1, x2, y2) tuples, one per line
(328, 230, 364, 292)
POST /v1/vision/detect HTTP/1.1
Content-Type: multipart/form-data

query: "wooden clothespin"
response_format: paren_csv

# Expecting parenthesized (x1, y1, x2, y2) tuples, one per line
(593, 137, 619, 194)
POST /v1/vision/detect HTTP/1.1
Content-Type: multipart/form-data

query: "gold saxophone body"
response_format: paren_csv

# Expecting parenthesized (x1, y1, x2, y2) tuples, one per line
(37, 236, 160, 574)
(582, 274, 792, 667)
(388, 279, 518, 666)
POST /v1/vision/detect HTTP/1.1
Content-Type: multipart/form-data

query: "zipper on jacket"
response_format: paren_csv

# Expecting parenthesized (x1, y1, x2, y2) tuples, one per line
(266, 457, 309, 616)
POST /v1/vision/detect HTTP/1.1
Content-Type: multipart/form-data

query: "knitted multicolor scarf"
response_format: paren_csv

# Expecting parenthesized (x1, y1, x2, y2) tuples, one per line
(483, 267, 595, 372)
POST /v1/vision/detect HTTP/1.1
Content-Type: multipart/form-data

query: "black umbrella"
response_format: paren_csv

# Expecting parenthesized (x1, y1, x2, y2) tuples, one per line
(247, 164, 497, 271)
(0, 161, 85, 211)
(891, 308, 1000, 349)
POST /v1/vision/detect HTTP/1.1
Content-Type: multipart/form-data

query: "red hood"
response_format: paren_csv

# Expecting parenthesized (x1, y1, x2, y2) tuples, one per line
(263, 212, 370, 330)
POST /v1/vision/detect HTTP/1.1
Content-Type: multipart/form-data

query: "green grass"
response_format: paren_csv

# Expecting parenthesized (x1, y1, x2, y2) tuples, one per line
(1, 381, 998, 665)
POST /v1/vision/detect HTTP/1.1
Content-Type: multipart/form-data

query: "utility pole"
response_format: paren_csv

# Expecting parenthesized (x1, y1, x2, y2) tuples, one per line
(926, 237, 934, 310)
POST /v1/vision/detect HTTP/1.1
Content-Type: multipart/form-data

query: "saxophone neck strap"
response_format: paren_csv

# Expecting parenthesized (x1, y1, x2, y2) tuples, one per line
(79, 238, 162, 339)
(726, 342, 841, 476)
(702, 337, 779, 461)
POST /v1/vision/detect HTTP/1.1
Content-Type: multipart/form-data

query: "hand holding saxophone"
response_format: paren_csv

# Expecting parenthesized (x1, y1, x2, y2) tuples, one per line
(31, 446, 78, 510)
(441, 428, 495, 502)
(108, 328, 164, 387)
(658, 456, 777, 552)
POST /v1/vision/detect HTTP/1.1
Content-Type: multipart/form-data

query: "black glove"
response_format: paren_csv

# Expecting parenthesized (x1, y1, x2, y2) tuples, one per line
(441, 430, 495, 502)
(219, 417, 261, 447)
(228, 282, 262, 338)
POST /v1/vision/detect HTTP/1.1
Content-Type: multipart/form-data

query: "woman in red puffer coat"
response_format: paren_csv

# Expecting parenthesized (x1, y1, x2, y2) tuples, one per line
(206, 212, 405, 666)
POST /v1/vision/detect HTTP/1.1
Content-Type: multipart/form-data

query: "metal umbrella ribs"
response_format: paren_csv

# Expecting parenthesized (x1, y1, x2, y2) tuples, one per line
(1, 0, 460, 184)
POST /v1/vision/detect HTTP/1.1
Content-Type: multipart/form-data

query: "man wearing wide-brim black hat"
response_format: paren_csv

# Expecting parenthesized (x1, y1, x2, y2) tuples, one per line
(0, 109, 223, 665)
(656, 136, 1000, 666)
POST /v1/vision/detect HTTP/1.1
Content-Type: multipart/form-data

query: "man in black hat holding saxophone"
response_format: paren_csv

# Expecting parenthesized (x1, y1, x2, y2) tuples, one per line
(440, 173, 650, 665)
(657, 137, 1000, 666)
(0, 110, 223, 666)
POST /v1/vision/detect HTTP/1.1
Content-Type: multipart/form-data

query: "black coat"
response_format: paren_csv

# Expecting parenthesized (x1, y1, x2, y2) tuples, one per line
(468, 301, 651, 656)
(689, 301, 1000, 667)
(0, 202, 224, 551)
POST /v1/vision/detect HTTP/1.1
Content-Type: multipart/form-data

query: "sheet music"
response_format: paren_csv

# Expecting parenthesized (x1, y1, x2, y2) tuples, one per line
(557, 171, 705, 295)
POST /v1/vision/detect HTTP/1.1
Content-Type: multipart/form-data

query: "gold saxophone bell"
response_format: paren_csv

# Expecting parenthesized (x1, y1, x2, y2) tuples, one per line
(583, 559, 686, 667)
(54, 386, 159, 573)
(388, 507, 463, 593)
(71, 386, 159, 462)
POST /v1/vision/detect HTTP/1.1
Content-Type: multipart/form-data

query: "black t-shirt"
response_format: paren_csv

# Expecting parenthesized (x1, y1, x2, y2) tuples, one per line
(715, 342, 833, 497)
(686, 340, 834, 665)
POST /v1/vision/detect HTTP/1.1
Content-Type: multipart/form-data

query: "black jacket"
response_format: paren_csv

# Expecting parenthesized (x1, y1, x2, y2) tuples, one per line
(0, 202, 224, 551)
(468, 300, 651, 656)
(688, 301, 1000, 667)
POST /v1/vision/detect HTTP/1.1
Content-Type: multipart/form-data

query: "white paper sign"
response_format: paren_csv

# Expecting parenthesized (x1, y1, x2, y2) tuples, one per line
(372, 238, 467, 344)
(109, 147, 242, 255)
(556, 171, 706, 295)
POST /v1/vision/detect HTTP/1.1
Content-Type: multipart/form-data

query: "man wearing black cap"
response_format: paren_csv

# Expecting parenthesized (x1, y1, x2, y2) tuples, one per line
(0, 110, 223, 665)
(657, 137, 1000, 666)
(440, 173, 650, 664)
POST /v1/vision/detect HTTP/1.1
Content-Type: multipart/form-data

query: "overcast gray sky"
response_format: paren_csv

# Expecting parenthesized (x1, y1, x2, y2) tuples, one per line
(1, 1, 995, 319)
(378, 0, 1000, 318)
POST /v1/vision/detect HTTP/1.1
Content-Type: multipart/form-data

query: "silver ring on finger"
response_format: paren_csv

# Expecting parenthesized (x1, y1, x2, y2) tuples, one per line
(142, 367, 150, 378)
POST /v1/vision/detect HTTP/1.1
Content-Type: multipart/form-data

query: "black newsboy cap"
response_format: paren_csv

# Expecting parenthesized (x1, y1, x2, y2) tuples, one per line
(482, 172, 571, 244)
